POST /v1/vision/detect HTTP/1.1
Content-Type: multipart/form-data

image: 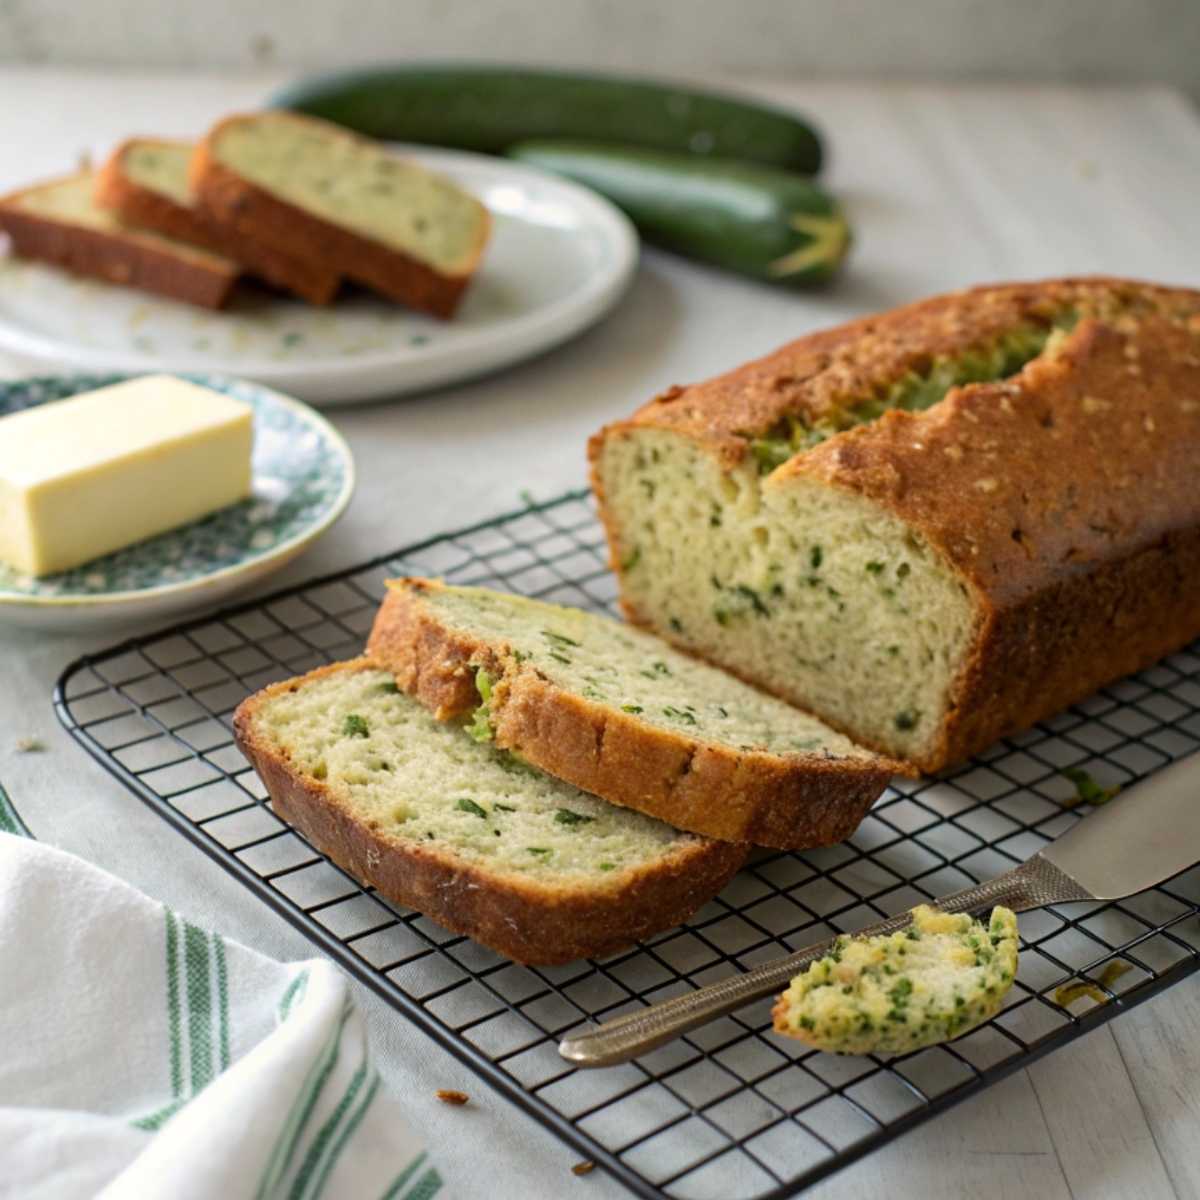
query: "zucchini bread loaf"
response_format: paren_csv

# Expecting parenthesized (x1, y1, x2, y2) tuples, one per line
(591, 278, 1200, 771)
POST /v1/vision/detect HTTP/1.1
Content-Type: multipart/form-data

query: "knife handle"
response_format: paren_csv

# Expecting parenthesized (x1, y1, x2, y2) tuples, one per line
(559, 855, 1089, 1068)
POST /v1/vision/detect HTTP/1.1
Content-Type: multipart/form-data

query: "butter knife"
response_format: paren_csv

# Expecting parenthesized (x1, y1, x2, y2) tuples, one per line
(560, 752, 1200, 1068)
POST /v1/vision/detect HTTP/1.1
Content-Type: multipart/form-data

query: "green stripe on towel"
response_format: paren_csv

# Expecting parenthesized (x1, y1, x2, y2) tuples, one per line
(0, 782, 31, 838)
(131, 1096, 188, 1132)
(255, 998, 352, 1200)
(402, 1168, 443, 1200)
(166, 910, 184, 1100)
(310, 1071, 382, 1199)
(287, 1058, 370, 1200)
(214, 931, 231, 1071)
(184, 920, 215, 1095)
(379, 1153, 427, 1200)
(279, 968, 310, 1023)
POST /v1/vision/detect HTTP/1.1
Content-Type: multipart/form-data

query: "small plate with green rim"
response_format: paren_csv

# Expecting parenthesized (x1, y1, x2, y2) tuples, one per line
(0, 373, 355, 631)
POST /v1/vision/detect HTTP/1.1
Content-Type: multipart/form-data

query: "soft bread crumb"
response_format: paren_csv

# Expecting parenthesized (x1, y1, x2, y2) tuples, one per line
(598, 430, 975, 763)
(251, 664, 705, 880)
(411, 582, 874, 759)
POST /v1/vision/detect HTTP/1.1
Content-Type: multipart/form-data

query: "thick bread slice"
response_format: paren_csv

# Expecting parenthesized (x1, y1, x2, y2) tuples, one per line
(366, 579, 900, 850)
(233, 659, 745, 965)
(191, 111, 490, 318)
(0, 171, 237, 309)
(590, 277, 1200, 771)
(772, 905, 1019, 1055)
(96, 138, 340, 305)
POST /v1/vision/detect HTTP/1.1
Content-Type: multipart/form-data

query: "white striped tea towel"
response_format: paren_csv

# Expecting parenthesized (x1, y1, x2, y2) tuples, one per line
(0, 796, 442, 1200)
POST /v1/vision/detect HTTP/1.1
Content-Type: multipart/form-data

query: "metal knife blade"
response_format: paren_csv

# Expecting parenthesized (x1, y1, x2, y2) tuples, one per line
(1039, 752, 1200, 899)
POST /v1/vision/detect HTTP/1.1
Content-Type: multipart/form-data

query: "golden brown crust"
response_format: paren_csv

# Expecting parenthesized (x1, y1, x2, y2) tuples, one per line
(233, 659, 746, 965)
(96, 140, 340, 305)
(589, 277, 1200, 774)
(366, 580, 898, 850)
(0, 171, 237, 309)
(190, 115, 490, 319)
(591, 277, 1200, 470)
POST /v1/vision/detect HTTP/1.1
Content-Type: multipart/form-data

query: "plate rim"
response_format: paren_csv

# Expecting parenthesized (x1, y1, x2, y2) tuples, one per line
(0, 371, 356, 611)
(0, 148, 639, 395)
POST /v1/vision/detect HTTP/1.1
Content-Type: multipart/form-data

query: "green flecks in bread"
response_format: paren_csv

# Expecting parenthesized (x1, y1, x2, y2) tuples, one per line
(411, 582, 874, 759)
(466, 667, 495, 743)
(598, 428, 975, 763)
(747, 320, 1069, 473)
(211, 113, 486, 271)
(772, 905, 1019, 1055)
(249, 662, 705, 879)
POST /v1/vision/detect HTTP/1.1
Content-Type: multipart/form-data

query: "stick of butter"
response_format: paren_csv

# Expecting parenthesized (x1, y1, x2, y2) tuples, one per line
(0, 374, 253, 577)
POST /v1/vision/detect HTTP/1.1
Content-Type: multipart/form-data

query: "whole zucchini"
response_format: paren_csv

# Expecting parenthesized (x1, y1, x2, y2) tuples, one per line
(508, 140, 850, 286)
(269, 64, 823, 174)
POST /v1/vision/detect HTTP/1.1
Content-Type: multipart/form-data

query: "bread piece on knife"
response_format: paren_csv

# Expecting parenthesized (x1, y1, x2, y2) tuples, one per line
(366, 578, 900, 849)
(0, 171, 237, 309)
(233, 658, 745, 965)
(772, 905, 1019, 1055)
(95, 139, 340, 305)
(191, 111, 490, 317)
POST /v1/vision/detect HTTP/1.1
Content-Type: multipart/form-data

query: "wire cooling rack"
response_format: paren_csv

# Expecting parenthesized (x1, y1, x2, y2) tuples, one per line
(54, 490, 1200, 1200)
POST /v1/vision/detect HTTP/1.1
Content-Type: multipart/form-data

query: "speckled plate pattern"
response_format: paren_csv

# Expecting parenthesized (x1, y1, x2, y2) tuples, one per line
(0, 148, 638, 406)
(0, 373, 354, 631)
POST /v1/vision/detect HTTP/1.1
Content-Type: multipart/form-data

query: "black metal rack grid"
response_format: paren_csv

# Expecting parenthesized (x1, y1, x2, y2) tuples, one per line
(54, 490, 1200, 1200)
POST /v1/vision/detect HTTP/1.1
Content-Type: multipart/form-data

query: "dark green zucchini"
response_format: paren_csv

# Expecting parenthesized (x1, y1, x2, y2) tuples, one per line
(508, 140, 850, 286)
(269, 64, 823, 174)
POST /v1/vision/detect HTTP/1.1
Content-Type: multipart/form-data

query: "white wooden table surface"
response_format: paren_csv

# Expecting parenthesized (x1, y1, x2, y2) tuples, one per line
(1, 67, 1198, 1200)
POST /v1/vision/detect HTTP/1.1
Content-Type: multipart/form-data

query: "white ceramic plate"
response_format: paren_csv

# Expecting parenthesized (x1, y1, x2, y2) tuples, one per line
(0, 373, 354, 631)
(0, 149, 638, 406)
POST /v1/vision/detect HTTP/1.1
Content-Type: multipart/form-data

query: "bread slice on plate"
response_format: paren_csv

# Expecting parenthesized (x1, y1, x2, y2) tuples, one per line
(95, 138, 340, 305)
(0, 170, 238, 309)
(366, 579, 901, 850)
(191, 111, 490, 318)
(233, 658, 745, 965)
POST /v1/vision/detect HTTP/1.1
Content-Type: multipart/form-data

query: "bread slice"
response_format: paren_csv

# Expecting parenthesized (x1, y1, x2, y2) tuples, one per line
(366, 579, 900, 849)
(590, 277, 1200, 771)
(95, 139, 340, 305)
(0, 171, 238, 309)
(191, 112, 490, 318)
(771, 905, 1019, 1055)
(233, 659, 745, 964)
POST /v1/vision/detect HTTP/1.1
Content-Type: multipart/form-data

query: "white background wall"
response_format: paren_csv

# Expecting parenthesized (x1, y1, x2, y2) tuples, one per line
(1, 0, 1197, 96)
